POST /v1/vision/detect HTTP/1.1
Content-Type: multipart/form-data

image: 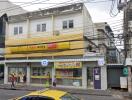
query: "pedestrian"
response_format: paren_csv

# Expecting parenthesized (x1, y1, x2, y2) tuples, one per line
(23, 74, 26, 84)
(47, 72, 50, 83)
(10, 74, 15, 88)
(53, 75, 57, 87)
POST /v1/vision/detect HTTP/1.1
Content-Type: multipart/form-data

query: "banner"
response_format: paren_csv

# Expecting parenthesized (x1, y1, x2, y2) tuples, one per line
(10, 42, 70, 53)
(54, 61, 82, 69)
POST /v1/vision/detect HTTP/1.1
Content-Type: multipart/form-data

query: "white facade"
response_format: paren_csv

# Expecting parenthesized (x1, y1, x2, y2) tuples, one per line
(5, 3, 107, 90)
(7, 12, 85, 40)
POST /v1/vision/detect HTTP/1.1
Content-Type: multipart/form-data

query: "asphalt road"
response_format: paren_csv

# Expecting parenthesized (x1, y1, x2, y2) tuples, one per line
(0, 89, 127, 100)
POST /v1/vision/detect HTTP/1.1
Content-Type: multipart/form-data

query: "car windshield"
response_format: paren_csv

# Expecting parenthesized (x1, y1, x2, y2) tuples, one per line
(61, 93, 80, 100)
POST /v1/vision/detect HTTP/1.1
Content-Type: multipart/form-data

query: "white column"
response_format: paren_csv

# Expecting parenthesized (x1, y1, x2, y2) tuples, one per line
(128, 66, 132, 92)
(82, 66, 87, 89)
(101, 66, 107, 90)
(27, 19, 30, 38)
(27, 66, 30, 85)
(4, 64, 8, 84)
(51, 67, 55, 84)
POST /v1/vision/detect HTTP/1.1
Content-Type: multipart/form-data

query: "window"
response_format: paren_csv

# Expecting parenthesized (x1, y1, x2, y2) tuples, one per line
(42, 24, 46, 32)
(19, 96, 54, 100)
(62, 20, 74, 29)
(14, 26, 23, 35)
(19, 27, 23, 34)
(63, 21, 67, 29)
(14, 27, 18, 35)
(37, 24, 41, 32)
(69, 20, 73, 28)
(37, 23, 46, 32)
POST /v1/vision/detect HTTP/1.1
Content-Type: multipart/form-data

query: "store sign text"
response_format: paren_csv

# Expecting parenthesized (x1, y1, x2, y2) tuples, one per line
(54, 62, 82, 69)
(10, 42, 70, 53)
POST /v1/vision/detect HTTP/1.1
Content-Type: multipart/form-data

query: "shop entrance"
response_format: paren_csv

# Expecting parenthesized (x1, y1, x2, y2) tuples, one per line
(8, 67, 27, 83)
(87, 67, 94, 89)
(0, 64, 4, 84)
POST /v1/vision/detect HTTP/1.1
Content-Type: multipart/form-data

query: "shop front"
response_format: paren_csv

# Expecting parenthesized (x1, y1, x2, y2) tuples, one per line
(54, 61, 82, 87)
(4, 57, 107, 90)
(30, 62, 53, 85)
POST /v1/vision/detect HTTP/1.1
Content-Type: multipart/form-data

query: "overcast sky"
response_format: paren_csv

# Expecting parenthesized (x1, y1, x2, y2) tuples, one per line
(9, 0, 123, 49)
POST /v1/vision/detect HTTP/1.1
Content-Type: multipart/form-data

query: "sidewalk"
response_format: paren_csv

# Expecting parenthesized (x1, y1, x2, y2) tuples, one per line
(0, 84, 131, 98)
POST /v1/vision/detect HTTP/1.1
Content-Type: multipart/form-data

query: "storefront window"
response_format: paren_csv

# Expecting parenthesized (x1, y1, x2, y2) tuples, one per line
(8, 67, 27, 83)
(56, 68, 82, 86)
(54, 61, 82, 87)
(30, 67, 52, 85)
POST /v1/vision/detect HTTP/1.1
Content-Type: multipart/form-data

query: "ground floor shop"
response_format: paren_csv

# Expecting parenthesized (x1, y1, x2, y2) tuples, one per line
(107, 64, 124, 89)
(4, 58, 107, 90)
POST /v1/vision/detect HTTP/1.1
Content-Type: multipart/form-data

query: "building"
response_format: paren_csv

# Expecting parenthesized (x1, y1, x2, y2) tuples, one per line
(0, 0, 26, 84)
(94, 22, 121, 63)
(94, 22, 124, 89)
(123, 0, 132, 92)
(4, 3, 107, 90)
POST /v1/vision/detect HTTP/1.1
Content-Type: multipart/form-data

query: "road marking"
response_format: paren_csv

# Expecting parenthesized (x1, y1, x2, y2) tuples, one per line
(112, 94, 124, 99)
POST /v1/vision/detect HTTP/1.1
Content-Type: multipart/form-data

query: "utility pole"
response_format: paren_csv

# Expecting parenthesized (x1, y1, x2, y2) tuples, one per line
(118, 0, 132, 92)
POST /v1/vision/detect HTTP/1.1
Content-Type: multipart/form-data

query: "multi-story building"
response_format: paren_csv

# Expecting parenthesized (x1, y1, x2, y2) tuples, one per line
(94, 22, 121, 63)
(94, 22, 124, 89)
(4, 3, 107, 90)
(0, 0, 26, 84)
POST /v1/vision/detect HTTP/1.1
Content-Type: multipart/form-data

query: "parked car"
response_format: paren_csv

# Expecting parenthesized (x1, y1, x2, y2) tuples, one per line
(12, 89, 81, 100)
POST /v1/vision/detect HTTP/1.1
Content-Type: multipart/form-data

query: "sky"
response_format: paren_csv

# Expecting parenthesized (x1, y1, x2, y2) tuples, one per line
(9, 0, 124, 49)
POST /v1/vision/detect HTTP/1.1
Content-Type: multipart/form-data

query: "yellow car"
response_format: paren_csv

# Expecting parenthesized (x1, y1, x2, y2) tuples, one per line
(13, 89, 80, 100)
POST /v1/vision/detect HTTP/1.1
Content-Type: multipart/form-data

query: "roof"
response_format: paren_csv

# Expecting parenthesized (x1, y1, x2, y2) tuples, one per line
(8, 3, 83, 23)
(23, 89, 66, 99)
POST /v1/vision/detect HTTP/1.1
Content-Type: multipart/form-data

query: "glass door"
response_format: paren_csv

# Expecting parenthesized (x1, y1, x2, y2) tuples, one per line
(87, 67, 94, 89)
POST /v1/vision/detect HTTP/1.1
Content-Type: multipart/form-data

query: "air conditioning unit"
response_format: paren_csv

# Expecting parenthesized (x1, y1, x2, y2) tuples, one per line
(54, 30, 60, 36)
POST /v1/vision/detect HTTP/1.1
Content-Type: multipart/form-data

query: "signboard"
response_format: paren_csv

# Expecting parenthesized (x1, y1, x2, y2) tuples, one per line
(125, 58, 132, 66)
(120, 77, 127, 88)
(10, 42, 70, 53)
(123, 67, 128, 76)
(41, 59, 48, 66)
(54, 62, 82, 69)
(98, 58, 105, 66)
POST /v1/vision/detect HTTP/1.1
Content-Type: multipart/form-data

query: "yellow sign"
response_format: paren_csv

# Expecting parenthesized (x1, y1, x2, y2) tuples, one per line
(10, 42, 70, 53)
(54, 62, 82, 69)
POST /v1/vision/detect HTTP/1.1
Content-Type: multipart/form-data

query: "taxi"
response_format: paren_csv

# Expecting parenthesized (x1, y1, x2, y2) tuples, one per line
(12, 89, 80, 100)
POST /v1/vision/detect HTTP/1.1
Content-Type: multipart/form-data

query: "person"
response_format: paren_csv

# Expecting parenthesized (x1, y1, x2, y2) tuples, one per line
(45, 72, 50, 88)
(10, 74, 15, 88)
(53, 75, 57, 87)
(47, 72, 50, 84)
(23, 74, 26, 83)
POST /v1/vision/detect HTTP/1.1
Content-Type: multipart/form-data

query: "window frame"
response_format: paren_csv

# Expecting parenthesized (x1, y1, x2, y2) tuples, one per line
(63, 21, 68, 29)
(14, 27, 18, 35)
(37, 23, 47, 32)
(69, 20, 74, 28)
(62, 20, 74, 29)
(19, 26, 23, 34)
(42, 23, 46, 32)
(37, 24, 41, 32)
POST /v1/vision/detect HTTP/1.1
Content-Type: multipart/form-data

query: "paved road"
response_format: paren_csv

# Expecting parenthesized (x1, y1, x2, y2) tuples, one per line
(0, 89, 127, 100)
